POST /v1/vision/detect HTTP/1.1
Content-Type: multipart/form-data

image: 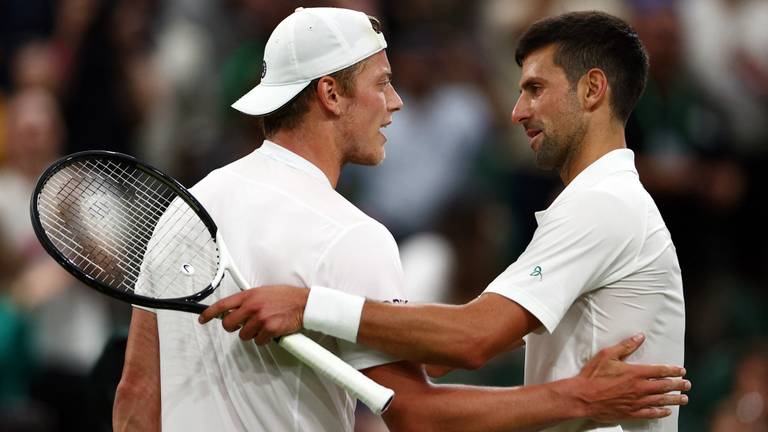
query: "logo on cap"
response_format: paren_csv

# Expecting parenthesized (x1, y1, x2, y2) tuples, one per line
(261, 61, 267, 79)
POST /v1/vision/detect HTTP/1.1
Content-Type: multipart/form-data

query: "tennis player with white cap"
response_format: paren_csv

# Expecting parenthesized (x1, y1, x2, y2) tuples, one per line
(115, 7, 689, 432)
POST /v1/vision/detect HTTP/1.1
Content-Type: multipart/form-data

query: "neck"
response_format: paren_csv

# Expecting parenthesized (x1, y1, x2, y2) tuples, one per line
(269, 121, 343, 188)
(559, 120, 626, 186)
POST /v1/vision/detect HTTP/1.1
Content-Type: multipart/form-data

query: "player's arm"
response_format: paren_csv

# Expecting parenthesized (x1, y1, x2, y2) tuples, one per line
(358, 292, 534, 368)
(200, 287, 532, 369)
(113, 308, 161, 432)
(370, 334, 689, 432)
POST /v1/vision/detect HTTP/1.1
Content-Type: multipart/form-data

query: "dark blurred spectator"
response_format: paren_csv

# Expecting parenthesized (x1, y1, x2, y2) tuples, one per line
(62, 0, 161, 156)
(0, 87, 62, 250)
(138, 0, 232, 177)
(627, 4, 745, 278)
(1, 87, 115, 431)
(0, 0, 56, 91)
(711, 346, 768, 431)
(680, 0, 768, 281)
(10, 40, 60, 92)
(681, 0, 768, 153)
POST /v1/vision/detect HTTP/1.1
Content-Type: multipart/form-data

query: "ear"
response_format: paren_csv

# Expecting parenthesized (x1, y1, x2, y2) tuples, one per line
(316, 76, 344, 115)
(579, 68, 608, 112)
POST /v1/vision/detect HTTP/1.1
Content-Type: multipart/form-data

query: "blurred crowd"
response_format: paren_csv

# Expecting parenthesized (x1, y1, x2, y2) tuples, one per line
(1, 0, 767, 431)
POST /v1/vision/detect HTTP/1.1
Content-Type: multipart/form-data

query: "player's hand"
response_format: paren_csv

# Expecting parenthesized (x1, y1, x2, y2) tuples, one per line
(574, 333, 691, 422)
(198, 285, 309, 345)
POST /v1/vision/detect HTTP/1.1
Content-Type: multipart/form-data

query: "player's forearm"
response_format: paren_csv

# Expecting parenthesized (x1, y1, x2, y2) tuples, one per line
(113, 381, 160, 432)
(304, 289, 528, 368)
(357, 301, 492, 369)
(114, 309, 161, 431)
(386, 378, 587, 432)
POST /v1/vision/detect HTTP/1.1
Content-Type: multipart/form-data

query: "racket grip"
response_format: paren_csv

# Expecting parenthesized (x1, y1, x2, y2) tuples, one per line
(277, 333, 394, 415)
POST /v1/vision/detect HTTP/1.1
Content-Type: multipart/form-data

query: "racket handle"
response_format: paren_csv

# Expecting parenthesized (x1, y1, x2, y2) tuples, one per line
(277, 333, 394, 415)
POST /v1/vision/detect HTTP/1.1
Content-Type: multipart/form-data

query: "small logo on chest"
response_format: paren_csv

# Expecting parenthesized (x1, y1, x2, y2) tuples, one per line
(530, 266, 543, 280)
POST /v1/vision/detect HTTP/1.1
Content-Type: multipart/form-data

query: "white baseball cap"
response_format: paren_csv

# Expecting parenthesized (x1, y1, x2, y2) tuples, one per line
(231, 7, 387, 116)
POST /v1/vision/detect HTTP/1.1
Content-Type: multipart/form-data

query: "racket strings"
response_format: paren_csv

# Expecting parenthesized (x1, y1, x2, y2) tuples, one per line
(39, 162, 171, 284)
(39, 163, 168, 287)
(42, 159, 217, 296)
(36, 158, 220, 299)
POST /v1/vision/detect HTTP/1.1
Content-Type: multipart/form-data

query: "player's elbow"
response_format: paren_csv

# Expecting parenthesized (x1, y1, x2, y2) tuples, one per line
(454, 347, 492, 370)
(113, 380, 137, 429)
(114, 374, 149, 403)
(445, 331, 494, 370)
(383, 391, 443, 432)
(113, 376, 160, 431)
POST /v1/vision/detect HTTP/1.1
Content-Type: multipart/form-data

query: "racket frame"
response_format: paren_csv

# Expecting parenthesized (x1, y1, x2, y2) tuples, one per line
(30, 150, 221, 313)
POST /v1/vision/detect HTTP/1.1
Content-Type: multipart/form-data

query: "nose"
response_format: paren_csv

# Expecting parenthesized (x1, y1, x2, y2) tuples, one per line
(388, 85, 404, 112)
(511, 95, 529, 124)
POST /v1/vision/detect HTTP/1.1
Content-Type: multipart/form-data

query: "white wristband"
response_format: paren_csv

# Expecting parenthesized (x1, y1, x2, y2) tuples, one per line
(304, 286, 365, 343)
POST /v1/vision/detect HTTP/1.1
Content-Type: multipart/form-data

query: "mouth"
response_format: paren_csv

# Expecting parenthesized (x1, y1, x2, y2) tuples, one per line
(525, 128, 542, 140)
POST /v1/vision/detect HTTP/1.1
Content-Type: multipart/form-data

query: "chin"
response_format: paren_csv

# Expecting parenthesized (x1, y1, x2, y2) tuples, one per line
(348, 151, 384, 166)
(365, 152, 386, 166)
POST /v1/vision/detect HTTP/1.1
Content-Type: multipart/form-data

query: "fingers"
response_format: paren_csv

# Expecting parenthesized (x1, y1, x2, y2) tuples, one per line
(639, 378, 691, 395)
(199, 292, 246, 324)
(631, 363, 687, 379)
(253, 327, 273, 346)
(639, 393, 689, 408)
(237, 316, 263, 341)
(627, 407, 672, 419)
(221, 307, 250, 333)
(628, 393, 689, 419)
(609, 333, 645, 360)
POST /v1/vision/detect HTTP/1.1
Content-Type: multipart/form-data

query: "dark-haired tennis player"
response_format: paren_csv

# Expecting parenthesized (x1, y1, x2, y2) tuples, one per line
(117, 7, 688, 432)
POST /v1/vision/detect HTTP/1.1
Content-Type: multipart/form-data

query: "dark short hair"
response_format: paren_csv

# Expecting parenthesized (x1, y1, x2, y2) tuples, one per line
(515, 11, 648, 123)
(260, 15, 382, 137)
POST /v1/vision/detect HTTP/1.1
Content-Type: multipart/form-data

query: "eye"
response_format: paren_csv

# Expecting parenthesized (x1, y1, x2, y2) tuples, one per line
(522, 83, 543, 97)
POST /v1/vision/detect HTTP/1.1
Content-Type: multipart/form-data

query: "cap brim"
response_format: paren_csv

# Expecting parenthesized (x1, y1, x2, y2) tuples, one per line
(231, 81, 312, 116)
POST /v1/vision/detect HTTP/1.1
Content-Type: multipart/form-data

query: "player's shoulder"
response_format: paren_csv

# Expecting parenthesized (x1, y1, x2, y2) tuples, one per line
(188, 154, 388, 233)
(551, 184, 645, 243)
(564, 170, 646, 215)
(187, 166, 228, 200)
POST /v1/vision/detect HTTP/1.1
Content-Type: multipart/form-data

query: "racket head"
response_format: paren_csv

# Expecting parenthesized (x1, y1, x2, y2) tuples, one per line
(30, 150, 222, 314)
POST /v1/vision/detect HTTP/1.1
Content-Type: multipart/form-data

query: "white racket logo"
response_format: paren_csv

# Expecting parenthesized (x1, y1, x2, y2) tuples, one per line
(180, 263, 195, 276)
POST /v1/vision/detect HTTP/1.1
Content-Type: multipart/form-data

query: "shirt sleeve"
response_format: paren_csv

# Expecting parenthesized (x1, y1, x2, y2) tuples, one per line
(312, 221, 406, 370)
(484, 189, 642, 333)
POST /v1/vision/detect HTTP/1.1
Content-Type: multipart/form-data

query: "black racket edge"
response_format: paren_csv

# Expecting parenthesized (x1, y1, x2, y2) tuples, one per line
(29, 150, 219, 315)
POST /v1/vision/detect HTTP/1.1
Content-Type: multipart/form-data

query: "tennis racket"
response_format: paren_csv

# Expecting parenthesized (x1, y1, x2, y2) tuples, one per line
(29, 150, 394, 414)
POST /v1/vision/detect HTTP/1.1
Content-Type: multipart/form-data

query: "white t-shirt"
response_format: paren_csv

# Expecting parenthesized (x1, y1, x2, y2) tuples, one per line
(485, 149, 685, 432)
(144, 140, 404, 431)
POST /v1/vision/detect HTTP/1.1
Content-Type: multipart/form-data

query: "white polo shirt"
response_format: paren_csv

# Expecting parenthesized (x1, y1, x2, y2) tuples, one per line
(149, 140, 404, 431)
(485, 149, 685, 432)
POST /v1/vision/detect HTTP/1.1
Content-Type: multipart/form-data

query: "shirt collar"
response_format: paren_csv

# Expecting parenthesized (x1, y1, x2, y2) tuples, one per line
(537, 149, 638, 218)
(565, 148, 637, 193)
(255, 140, 331, 186)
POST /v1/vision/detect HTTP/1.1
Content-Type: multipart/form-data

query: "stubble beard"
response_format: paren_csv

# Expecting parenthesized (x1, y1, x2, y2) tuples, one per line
(339, 124, 385, 167)
(535, 97, 587, 172)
